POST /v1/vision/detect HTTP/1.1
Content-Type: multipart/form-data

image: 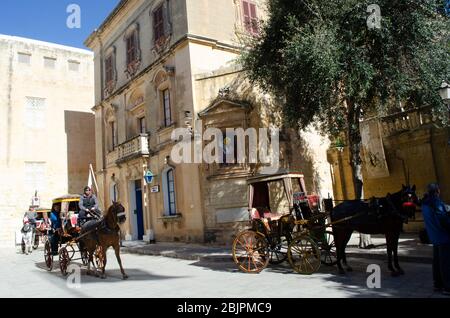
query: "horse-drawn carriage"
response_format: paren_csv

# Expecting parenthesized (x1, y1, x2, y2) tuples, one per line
(232, 171, 419, 276)
(44, 195, 91, 275)
(43, 195, 128, 279)
(232, 172, 336, 274)
(33, 208, 51, 248)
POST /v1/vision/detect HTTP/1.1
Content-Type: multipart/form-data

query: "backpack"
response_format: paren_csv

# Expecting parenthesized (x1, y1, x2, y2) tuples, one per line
(22, 223, 31, 233)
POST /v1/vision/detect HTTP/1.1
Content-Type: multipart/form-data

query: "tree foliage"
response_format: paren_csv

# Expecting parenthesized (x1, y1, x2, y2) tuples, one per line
(241, 0, 450, 136)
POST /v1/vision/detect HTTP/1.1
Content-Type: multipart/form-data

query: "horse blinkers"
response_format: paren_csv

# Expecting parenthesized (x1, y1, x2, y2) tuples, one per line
(114, 202, 127, 224)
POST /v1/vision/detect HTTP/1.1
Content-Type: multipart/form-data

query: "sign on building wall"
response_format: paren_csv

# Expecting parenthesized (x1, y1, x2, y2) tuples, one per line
(361, 119, 390, 178)
(150, 185, 160, 193)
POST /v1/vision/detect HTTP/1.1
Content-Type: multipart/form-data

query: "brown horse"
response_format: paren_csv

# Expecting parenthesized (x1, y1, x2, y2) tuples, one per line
(331, 185, 418, 276)
(79, 202, 128, 279)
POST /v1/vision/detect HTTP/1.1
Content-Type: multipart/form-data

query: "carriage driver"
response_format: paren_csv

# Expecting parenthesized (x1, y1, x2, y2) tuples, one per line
(79, 186, 102, 224)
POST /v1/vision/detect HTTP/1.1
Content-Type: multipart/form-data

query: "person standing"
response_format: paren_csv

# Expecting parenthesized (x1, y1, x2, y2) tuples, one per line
(421, 183, 450, 296)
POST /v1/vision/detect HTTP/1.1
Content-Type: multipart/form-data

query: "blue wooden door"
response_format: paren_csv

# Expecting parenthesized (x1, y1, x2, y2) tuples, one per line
(135, 180, 144, 240)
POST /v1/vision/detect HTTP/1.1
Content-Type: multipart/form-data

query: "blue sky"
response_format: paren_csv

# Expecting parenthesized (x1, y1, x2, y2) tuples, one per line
(0, 0, 120, 49)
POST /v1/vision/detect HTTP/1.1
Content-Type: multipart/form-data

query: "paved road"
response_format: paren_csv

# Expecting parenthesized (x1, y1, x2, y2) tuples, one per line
(0, 246, 446, 298)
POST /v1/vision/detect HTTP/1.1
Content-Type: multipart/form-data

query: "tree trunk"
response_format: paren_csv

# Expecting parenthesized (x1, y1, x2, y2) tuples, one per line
(347, 101, 373, 248)
(346, 102, 363, 200)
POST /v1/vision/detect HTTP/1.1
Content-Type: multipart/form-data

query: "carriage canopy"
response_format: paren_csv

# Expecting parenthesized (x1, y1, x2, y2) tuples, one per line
(247, 171, 307, 212)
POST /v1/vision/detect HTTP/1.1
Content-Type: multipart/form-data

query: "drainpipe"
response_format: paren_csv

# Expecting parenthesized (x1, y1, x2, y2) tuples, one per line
(95, 31, 108, 209)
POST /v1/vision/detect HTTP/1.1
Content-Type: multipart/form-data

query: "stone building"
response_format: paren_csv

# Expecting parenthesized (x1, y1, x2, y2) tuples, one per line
(327, 106, 450, 232)
(0, 34, 95, 245)
(86, 0, 332, 244)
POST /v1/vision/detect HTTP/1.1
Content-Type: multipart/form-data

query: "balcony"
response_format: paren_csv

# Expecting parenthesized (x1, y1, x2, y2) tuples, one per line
(379, 106, 435, 137)
(106, 148, 118, 167)
(116, 134, 150, 164)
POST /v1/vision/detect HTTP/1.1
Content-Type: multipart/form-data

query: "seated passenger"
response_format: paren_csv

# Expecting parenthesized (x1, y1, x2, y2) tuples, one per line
(49, 204, 61, 255)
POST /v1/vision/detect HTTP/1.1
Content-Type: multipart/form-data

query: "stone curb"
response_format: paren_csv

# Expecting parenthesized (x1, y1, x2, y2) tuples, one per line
(121, 246, 432, 264)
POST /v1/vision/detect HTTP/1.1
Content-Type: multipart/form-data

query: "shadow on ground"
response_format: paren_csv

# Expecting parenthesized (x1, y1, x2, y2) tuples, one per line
(34, 260, 188, 283)
(189, 256, 445, 298)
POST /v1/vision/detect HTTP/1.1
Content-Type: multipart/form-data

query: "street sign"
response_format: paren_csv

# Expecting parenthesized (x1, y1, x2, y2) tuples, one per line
(150, 185, 160, 193)
(31, 196, 40, 207)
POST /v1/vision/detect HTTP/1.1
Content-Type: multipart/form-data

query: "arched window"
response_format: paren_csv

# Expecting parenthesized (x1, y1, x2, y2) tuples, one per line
(162, 168, 176, 215)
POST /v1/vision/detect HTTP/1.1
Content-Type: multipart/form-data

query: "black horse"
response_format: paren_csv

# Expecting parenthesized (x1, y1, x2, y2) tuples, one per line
(331, 185, 418, 276)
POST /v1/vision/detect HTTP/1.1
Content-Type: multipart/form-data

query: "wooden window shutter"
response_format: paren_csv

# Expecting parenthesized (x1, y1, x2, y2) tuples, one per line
(249, 3, 258, 34)
(242, 1, 252, 33)
(153, 6, 165, 43)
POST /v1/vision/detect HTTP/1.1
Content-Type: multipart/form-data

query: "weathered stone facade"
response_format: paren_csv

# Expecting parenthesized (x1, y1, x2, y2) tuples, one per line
(328, 106, 450, 232)
(0, 35, 95, 245)
(87, 0, 333, 244)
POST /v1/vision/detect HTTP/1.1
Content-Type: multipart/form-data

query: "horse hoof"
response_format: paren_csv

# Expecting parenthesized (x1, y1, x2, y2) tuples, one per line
(101, 274, 106, 279)
(122, 275, 129, 280)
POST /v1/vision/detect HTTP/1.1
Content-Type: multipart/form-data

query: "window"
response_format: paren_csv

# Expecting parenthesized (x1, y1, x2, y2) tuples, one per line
(138, 117, 146, 134)
(105, 55, 114, 84)
(110, 121, 118, 150)
(25, 162, 46, 192)
(242, 0, 258, 34)
(25, 97, 46, 129)
(165, 168, 176, 215)
(18, 53, 31, 64)
(153, 5, 165, 44)
(68, 60, 80, 71)
(44, 57, 56, 69)
(110, 182, 119, 203)
(221, 133, 238, 166)
(163, 89, 172, 127)
(126, 33, 137, 65)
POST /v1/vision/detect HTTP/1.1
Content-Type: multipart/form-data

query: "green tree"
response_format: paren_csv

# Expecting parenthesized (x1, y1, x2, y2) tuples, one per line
(241, 0, 449, 199)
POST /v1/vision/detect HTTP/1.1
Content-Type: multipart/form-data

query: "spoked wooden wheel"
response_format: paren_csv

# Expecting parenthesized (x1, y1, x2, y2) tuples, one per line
(232, 230, 269, 273)
(319, 231, 337, 266)
(59, 247, 70, 276)
(66, 244, 76, 260)
(79, 243, 89, 266)
(94, 246, 105, 269)
(288, 235, 321, 274)
(44, 240, 53, 271)
(269, 236, 288, 265)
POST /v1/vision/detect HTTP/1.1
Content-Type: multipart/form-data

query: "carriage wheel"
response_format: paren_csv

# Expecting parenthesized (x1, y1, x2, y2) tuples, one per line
(232, 230, 269, 273)
(94, 246, 105, 269)
(319, 231, 337, 266)
(59, 247, 70, 276)
(66, 244, 76, 260)
(79, 244, 89, 266)
(269, 236, 288, 265)
(288, 235, 321, 274)
(44, 240, 53, 271)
